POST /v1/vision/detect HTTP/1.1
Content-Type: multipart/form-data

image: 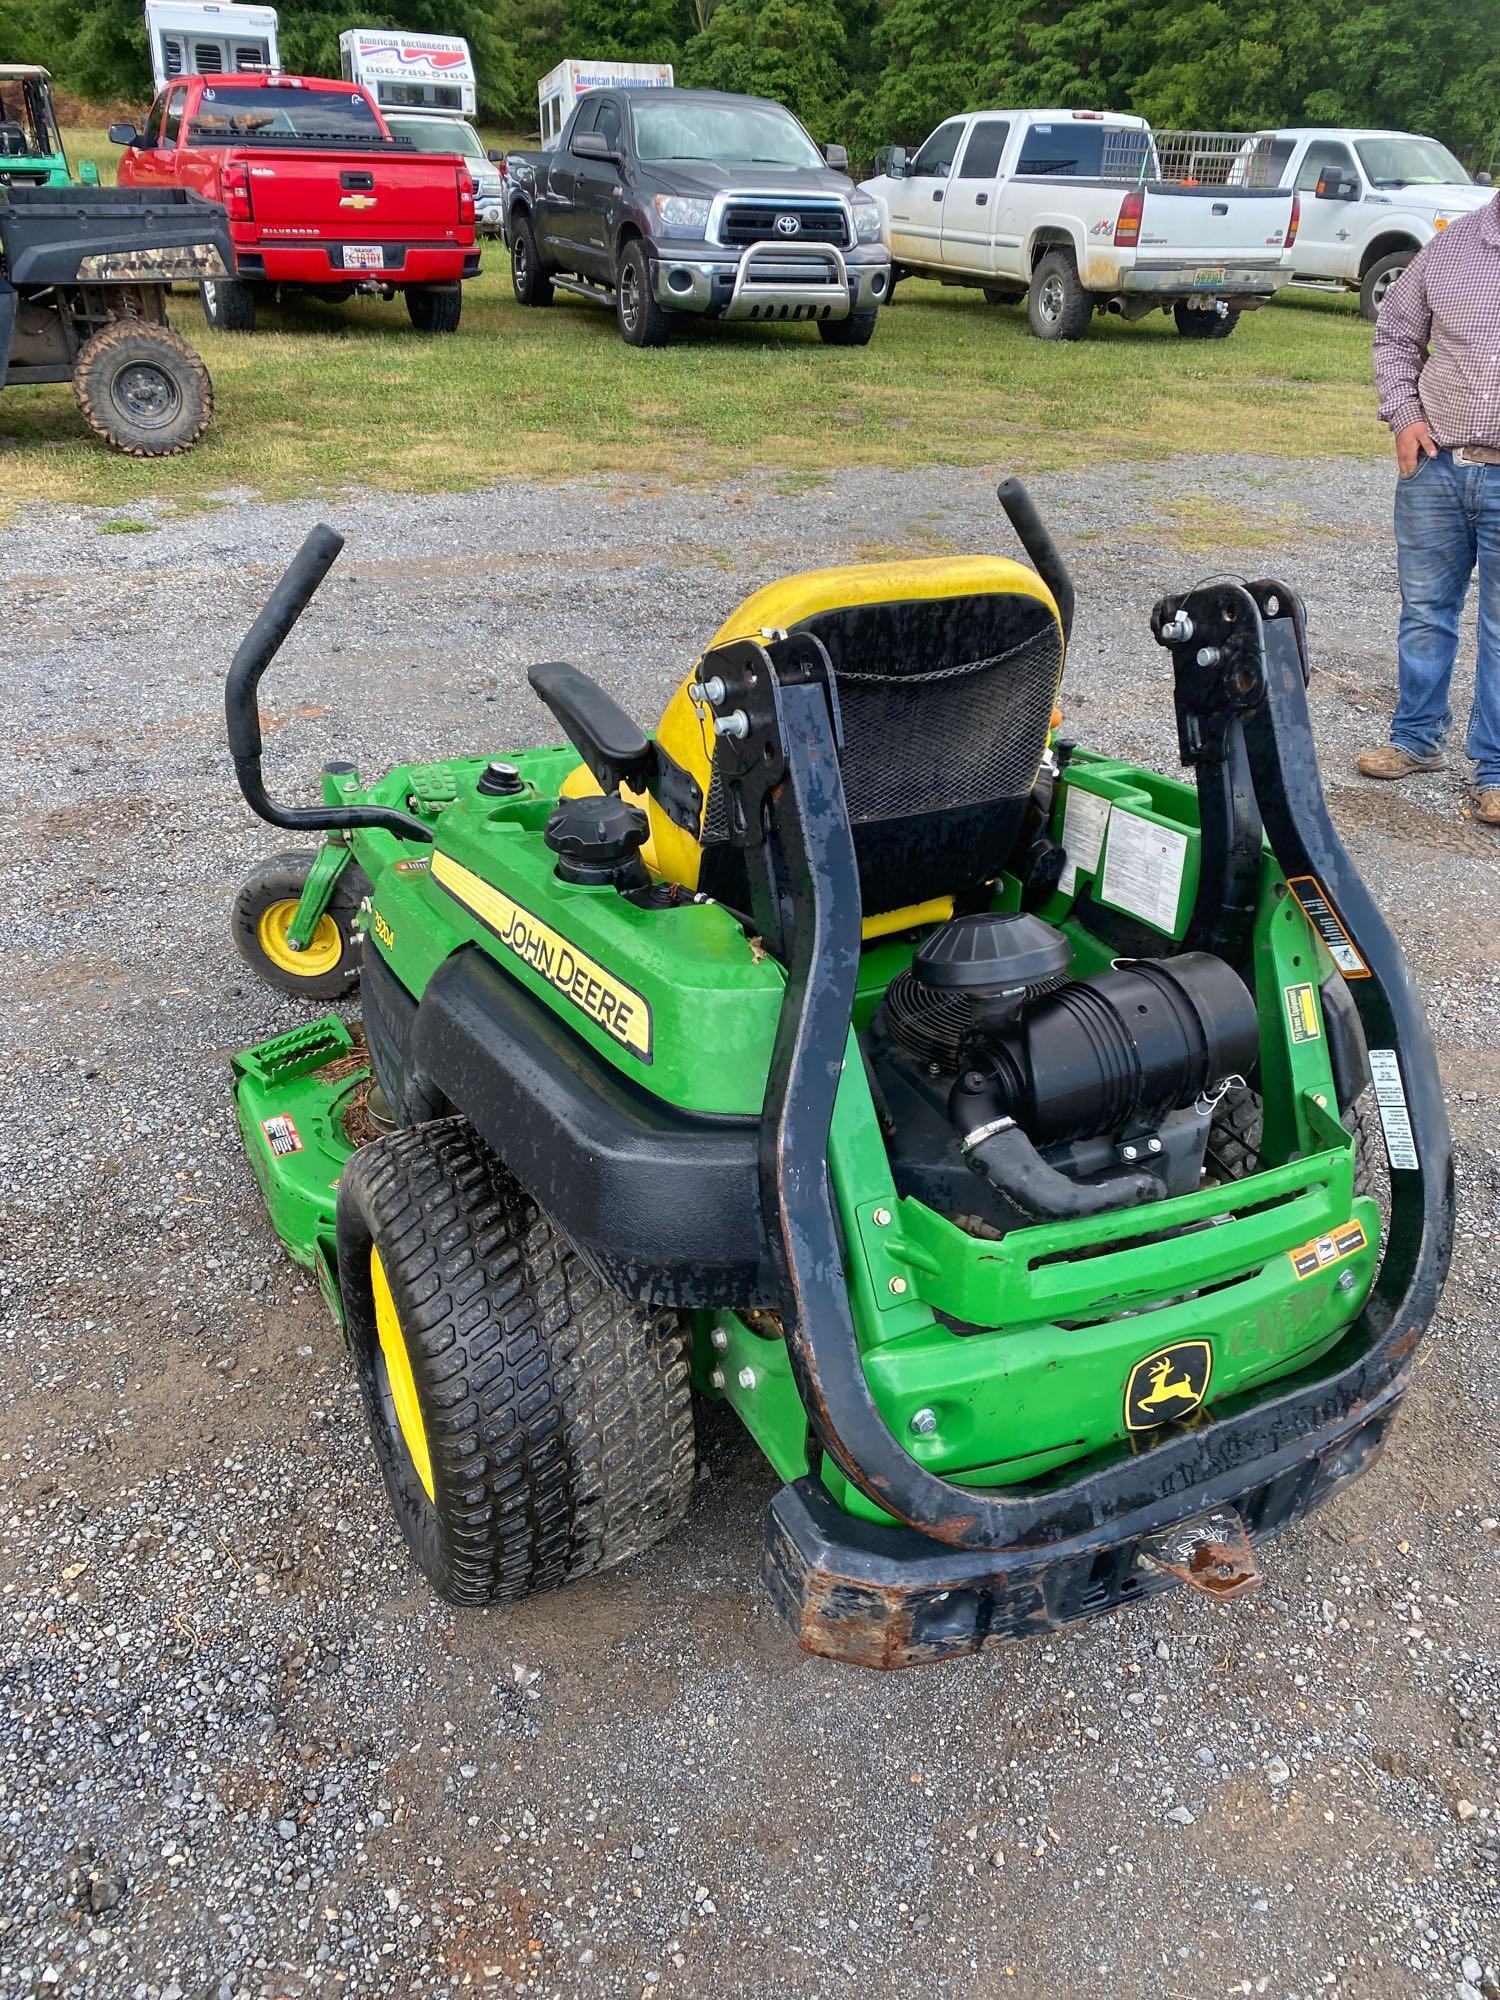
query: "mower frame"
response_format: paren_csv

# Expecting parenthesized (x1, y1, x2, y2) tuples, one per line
(225, 497, 1452, 1666)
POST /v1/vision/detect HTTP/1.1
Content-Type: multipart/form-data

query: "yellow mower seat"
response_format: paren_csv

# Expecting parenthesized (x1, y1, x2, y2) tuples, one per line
(564, 554, 1064, 924)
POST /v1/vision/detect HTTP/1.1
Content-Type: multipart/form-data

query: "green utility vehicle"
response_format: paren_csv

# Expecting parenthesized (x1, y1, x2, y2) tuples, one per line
(224, 484, 1452, 1667)
(0, 66, 99, 190)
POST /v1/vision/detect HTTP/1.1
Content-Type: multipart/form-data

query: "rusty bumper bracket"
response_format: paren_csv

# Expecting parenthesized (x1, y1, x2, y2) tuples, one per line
(1134, 1506, 1263, 1600)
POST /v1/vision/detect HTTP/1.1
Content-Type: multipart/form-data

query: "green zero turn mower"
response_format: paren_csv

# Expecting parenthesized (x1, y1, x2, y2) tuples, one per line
(226, 484, 1452, 1668)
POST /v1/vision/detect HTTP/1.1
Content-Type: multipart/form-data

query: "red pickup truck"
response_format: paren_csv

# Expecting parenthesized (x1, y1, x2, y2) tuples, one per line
(112, 73, 478, 333)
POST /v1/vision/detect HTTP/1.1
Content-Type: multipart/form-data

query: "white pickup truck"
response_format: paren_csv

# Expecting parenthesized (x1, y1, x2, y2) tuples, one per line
(1254, 128, 1494, 320)
(861, 109, 1298, 340)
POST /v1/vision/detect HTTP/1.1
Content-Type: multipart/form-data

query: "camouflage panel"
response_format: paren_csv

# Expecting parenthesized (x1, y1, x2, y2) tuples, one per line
(77, 242, 230, 283)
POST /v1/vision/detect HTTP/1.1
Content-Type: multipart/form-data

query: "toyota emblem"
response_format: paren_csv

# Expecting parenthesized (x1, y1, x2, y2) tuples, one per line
(775, 213, 801, 236)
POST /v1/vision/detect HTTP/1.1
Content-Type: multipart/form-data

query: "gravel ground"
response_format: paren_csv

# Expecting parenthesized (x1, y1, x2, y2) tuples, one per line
(1, 457, 1496, 2000)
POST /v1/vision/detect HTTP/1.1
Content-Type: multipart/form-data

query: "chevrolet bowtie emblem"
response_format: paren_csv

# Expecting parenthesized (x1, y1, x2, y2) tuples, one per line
(340, 193, 377, 210)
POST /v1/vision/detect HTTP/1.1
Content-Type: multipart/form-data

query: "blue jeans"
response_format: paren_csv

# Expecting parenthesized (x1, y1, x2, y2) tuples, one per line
(1392, 450, 1500, 787)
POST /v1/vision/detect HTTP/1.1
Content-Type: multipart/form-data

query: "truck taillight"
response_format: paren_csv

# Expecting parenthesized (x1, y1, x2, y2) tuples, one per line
(1115, 187, 1144, 249)
(1285, 190, 1301, 249)
(220, 162, 251, 222)
(457, 164, 475, 225)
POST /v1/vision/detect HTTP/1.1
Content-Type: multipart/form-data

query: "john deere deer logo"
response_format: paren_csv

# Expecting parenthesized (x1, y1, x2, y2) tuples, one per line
(1124, 1341, 1213, 1433)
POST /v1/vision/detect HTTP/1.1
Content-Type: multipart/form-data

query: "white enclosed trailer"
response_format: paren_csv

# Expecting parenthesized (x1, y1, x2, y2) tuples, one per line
(536, 59, 673, 149)
(144, 1, 279, 93)
(339, 30, 477, 120)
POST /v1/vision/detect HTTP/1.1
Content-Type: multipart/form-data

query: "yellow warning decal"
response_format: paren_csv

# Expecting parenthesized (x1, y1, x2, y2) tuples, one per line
(1285, 980, 1321, 1044)
(1124, 1340, 1213, 1433)
(431, 850, 653, 1062)
(1287, 1218, 1367, 1281)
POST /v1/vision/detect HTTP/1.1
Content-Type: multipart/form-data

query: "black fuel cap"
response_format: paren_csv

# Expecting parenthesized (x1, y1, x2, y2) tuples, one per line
(477, 760, 525, 797)
(544, 794, 650, 887)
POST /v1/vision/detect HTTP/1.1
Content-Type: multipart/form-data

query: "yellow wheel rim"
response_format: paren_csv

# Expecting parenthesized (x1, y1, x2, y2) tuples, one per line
(369, 1247, 435, 1502)
(256, 898, 344, 978)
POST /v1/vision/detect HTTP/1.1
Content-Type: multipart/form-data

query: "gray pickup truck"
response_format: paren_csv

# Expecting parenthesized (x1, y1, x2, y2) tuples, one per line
(502, 86, 891, 347)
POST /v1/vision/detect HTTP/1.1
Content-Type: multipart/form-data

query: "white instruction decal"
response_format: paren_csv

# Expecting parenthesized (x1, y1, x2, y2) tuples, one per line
(1098, 810, 1189, 934)
(1368, 1048, 1419, 1171)
(1059, 785, 1112, 894)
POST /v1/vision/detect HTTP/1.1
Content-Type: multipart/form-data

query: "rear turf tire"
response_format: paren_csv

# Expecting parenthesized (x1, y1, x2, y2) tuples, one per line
(405, 284, 462, 334)
(1173, 302, 1241, 340)
(1027, 250, 1093, 340)
(818, 307, 879, 346)
(336, 1118, 696, 1606)
(509, 212, 553, 307)
(200, 276, 258, 332)
(231, 848, 370, 1001)
(1208, 1083, 1381, 1199)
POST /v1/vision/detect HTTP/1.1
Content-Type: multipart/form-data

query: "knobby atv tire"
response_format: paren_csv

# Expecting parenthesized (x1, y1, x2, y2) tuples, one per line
(1360, 250, 1412, 323)
(1027, 250, 1093, 341)
(509, 213, 553, 307)
(1174, 302, 1241, 340)
(231, 847, 371, 1001)
(72, 320, 213, 458)
(616, 238, 672, 347)
(406, 284, 463, 334)
(200, 276, 258, 331)
(818, 307, 879, 346)
(336, 1119, 696, 1606)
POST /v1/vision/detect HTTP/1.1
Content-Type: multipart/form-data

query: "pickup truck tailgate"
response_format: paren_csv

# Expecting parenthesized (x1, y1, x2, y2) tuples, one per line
(1140, 186, 1290, 264)
(242, 150, 463, 242)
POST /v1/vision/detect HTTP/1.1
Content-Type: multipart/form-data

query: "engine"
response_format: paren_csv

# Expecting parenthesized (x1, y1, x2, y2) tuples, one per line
(866, 912, 1260, 1236)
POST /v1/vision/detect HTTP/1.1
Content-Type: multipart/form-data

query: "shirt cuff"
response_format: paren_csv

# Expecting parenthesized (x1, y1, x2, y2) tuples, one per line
(1386, 401, 1427, 436)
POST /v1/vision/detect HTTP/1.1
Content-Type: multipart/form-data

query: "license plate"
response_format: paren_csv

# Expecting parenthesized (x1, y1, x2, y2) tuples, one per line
(1194, 266, 1227, 287)
(343, 245, 383, 270)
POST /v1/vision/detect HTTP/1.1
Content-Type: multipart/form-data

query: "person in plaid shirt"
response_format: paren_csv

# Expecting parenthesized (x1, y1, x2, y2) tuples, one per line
(1365, 191, 1500, 824)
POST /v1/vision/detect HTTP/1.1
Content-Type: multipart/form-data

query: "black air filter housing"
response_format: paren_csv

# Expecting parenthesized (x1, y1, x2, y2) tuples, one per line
(914, 911, 1072, 1030)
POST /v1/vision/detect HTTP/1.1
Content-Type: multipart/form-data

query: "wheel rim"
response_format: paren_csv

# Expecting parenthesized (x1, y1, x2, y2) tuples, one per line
(620, 260, 640, 332)
(514, 237, 528, 288)
(255, 898, 343, 977)
(370, 1248, 435, 1501)
(1371, 268, 1396, 312)
(202, 279, 218, 315)
(1038, 274, 1064, 323)
(114, 359, 182, 431)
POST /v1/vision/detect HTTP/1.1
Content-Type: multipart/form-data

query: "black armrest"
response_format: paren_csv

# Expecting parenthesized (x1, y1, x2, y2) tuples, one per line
(528, 661, 655, 795)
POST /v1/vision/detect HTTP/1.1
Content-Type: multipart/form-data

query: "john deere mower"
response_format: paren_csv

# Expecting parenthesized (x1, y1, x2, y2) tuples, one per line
(225, 484, 1452, 1668)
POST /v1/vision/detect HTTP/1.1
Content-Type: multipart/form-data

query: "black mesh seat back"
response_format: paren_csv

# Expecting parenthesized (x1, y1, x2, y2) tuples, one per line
(700, 590, 1060, 917)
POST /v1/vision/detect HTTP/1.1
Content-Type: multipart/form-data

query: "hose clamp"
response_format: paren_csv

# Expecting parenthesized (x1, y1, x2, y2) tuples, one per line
(960, 1116, 1016, 1155)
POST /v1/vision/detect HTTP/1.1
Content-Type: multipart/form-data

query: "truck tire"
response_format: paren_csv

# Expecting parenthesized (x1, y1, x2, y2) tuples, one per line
(818, 307, 879, 347)
(509, 212, 553, 307)
(71, 320, 214, 458)
(231, 847, 371, 1000)
(200, 276, 258, 332)
(1027, 251, 1093, 341)
(1360, 250, 1412, 323)
(983, 285, 1025, 307)
(616, 238, 672, 347)
(336, 1118, 697, 1607)
(1173, 302, 1241, 340)
(406, 284, 463, 334)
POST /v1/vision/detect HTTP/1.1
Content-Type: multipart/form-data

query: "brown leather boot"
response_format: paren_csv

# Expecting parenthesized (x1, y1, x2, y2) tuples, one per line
(1355, 744, 1446, 779)
(1476, 788, 1500, 826)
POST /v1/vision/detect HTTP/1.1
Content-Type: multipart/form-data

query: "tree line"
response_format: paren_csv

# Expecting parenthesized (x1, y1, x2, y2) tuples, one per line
(6, 0, 1496, 171)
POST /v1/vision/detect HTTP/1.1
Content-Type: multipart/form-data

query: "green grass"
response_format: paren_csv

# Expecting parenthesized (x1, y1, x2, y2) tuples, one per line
(3, 126, 1382, 512)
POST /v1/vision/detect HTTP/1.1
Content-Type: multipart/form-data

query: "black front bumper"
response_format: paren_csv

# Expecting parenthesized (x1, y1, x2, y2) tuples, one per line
(764, 1377, 1404, 1667)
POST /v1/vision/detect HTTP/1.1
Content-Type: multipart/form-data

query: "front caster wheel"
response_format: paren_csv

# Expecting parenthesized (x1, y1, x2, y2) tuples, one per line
(231, 847, 370, 1000)
(336, 1118, 697, 1605)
